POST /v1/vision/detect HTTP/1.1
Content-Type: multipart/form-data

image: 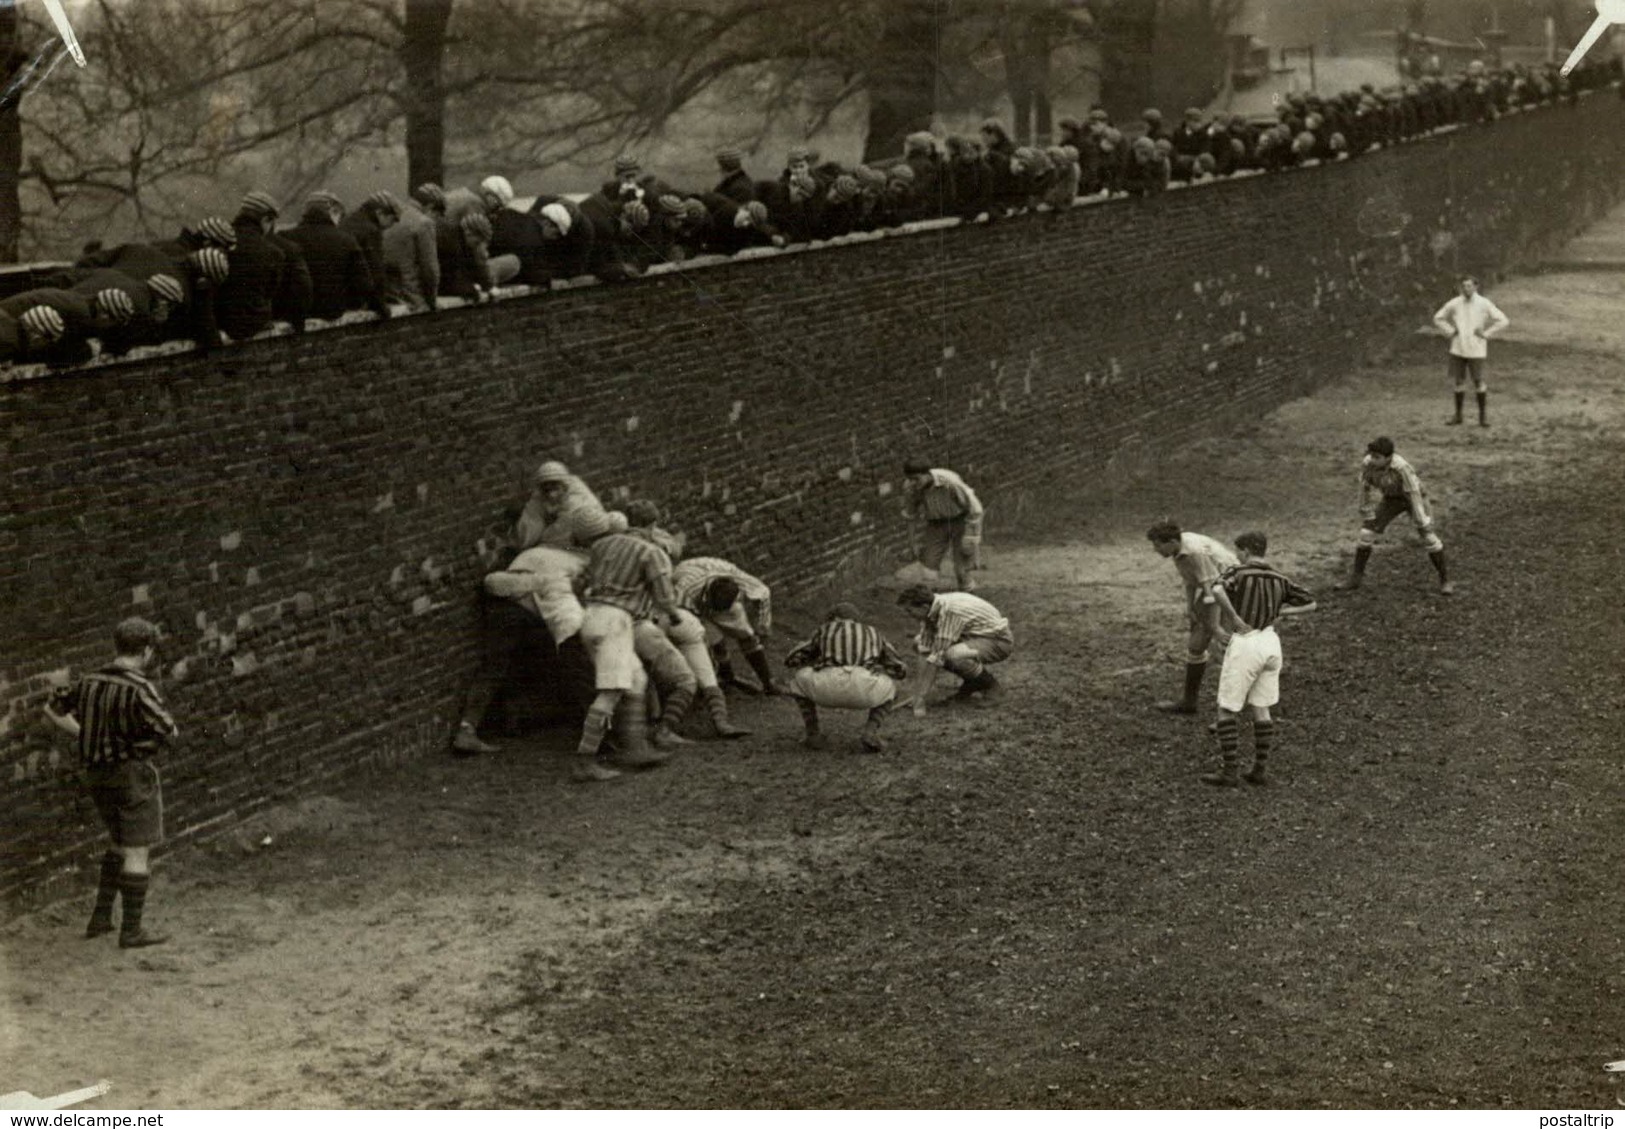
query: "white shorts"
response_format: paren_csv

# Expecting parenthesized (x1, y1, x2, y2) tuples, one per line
(787, 666, 897, 711)
(1216, 627, 1282, 712)
(702, 601, 755, 645)
(578, 603, 644, 692)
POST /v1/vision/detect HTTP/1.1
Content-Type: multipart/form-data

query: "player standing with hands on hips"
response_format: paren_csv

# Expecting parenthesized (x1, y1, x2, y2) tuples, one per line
(1432, 275, 1509, 427)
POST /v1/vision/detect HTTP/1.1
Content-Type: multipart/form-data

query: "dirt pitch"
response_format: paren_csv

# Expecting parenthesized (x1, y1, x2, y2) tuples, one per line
(5, 228, 1625, 1110)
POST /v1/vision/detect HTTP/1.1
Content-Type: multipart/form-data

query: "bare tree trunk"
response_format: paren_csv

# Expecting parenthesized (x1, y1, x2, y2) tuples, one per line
(1096, 0, 1157, 125)
(402, 0, 453, 191)
(863, 0, 942, 163)
(0, 1, 25, 262)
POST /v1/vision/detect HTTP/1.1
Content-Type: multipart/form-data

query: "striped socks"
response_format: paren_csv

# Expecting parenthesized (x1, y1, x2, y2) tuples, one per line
(577, 706, 613, 756)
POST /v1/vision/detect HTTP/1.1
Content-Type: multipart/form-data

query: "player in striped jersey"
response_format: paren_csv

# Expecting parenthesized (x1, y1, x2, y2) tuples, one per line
(43, 618, 178, 948)
(1201, 531, 1316, 787)
(1147, 521, 1240, 715)
(783, 603, 910, 752)
(897, 584, 1014, 712)
(574, 519, 681, 781)
(902, 460, 985, 591)
(672, 557, 780, 696)
(1333, 436, 1453, 596)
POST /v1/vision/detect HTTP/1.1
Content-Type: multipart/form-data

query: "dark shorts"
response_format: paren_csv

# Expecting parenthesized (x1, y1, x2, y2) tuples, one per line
(1447, 355, 1485, 387)
(85, 759, 164, 848)
(1363, 495, 1416, 533)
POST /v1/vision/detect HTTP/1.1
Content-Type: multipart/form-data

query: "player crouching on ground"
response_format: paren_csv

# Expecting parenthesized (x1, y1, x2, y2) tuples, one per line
(784, 603, 910, 753)
(673, 556, 780, 696)
(1334, 436, 1453, 596)
(896, 584, 1013, 714)
(1146, 520, 1239, 715)
(1201, 532, 1316, 788)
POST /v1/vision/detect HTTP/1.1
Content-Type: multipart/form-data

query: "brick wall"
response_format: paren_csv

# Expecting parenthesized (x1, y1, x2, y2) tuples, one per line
(6, 91, 1624, 908)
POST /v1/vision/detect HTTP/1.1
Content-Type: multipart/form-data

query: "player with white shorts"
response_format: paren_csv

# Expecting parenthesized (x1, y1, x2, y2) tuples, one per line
(1203, 531, 1316, 788)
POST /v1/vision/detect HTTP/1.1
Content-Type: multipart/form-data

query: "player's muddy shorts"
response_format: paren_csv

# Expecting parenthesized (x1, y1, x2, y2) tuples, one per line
(85, 759, 164, 848)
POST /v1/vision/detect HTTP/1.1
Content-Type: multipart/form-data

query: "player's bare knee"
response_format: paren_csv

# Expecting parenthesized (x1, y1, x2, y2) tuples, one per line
(1185, 649, 1209, 665)
(1357, 527, 1379, 548)
(1422, 531, 1444, 552)
(1250, 705, 1272, 722)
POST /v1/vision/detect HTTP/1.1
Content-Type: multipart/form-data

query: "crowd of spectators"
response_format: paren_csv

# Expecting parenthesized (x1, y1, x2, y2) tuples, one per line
(1, 56, 1617, 372)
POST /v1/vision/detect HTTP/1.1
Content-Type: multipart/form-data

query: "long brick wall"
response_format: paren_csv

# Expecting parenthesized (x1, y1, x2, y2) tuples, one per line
(6, 91, 1625, 908)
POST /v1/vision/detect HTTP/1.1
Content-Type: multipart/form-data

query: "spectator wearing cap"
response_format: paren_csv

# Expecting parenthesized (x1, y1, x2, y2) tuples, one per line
(872, 163, 918, 228)
(524, 197, 595, 284)
(713, 149, 755, 204)
(944, 135, 991, 221)
(339, 190, 402, 302)
(284, 194, 389, 321)
(413, 182, 449, 218)
(48, 266, 158, 358)
(462, 176, 524, 287)
(977, 119, 1021, 216)
(0, 307, 58, 364)
(811, 172, 863, 239)
(170, 217, 237, 257)
(0, 289, 92, 367)
(1171, 108, 1208, 159)
(600, 154, 647, 208)
(382, 187, 442, 312)
(575, 188, 655, 281)
(1009, 146, 1055, 212)
(217, 190, 286, 342)
(443, 175, 510, 226)
(903, 132, 947, 220)
(1141, 107, 1169, 142)
(56, 258, 184, 356)
(489, 195, 551, 287)
(1124, 135, 1170, 196)
(437, 209, 499, 301)
(79, 240, 223, 352)
(691, 193, 780, 256)
(1043, 145, 1080, 208)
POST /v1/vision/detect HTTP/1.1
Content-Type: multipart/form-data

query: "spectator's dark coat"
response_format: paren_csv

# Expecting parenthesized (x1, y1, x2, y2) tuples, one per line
(269, 233, 313, 332)
(217, 219, 285, 341)
(284, 216, 388, 320)
(524, 197, 597, 283)
(490, 207, 551, 287)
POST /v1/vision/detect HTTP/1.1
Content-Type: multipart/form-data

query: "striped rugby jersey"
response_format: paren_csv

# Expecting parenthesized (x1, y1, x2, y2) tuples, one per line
(584, 532, 674, 619)
(50, 664, 178, 767)
(672, 557, 772, 630)
(916, 592, 1011, 666)
(785, 618, 909, 680)
(1359, 453, 1429, 521)
(1215, 560, 1315, 631)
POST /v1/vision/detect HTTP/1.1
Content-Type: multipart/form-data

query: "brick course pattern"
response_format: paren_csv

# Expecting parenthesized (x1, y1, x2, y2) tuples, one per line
(6, 92, 1625, 908)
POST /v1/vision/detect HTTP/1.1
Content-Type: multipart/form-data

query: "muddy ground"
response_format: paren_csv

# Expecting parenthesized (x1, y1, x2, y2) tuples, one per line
(4, 241, 1625, 1109)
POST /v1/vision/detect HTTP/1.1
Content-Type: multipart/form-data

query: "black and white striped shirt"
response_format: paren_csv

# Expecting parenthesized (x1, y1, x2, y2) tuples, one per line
(784, 619, 908, 679)
(51, 665, 178, 767)
(1216, 561, 1315, 631)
